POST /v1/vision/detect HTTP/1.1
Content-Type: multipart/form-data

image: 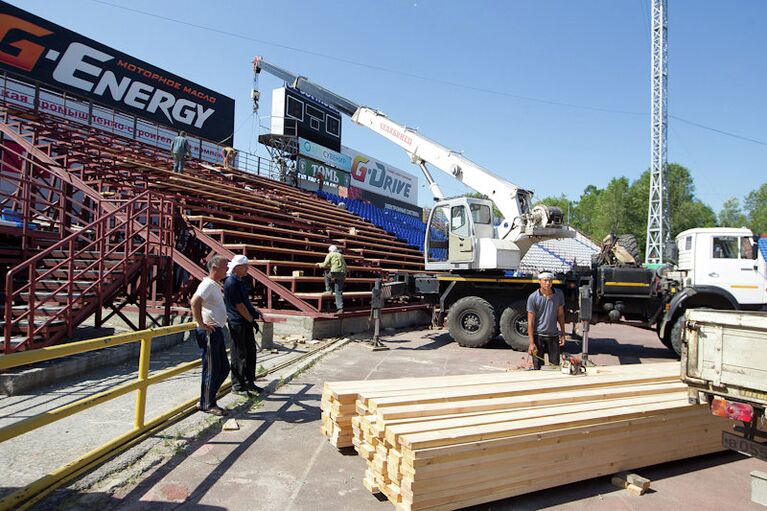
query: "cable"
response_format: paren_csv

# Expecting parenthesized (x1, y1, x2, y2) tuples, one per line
(83, 0, 767, 149)
(670, 115, 767, 147)
(85, 0, 644, 116)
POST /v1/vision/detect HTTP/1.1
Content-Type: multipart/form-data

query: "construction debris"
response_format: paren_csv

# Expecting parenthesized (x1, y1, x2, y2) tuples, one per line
(222, 419, 240, 431)
(611, 472, 651, 495)
(320, 362, 729, 510)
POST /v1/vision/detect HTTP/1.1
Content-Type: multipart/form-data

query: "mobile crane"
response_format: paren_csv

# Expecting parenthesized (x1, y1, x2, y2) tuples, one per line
(252, 56, 574, 274)
(251, 58, 767, 354)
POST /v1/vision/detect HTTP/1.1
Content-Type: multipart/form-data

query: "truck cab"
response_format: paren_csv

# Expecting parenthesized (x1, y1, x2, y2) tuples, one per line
(424, 197, 522, 272)
(675, 227, 766, 307)
(660, 227, 767, 354)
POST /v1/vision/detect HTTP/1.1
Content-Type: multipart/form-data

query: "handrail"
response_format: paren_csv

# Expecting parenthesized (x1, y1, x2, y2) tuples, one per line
(3, 191, 173, 352)
(0, 323, 195, 511)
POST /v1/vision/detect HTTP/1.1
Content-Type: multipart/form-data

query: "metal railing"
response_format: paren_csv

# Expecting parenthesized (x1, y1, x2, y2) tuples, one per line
(3, 191, 174, 352)
(0, 323, 196, 510)
(0, 323, 335, 510)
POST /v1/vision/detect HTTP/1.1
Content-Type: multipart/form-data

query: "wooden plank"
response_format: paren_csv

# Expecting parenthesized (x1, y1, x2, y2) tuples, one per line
(374, 381, 685, 422)
(399, 398, 693, 450)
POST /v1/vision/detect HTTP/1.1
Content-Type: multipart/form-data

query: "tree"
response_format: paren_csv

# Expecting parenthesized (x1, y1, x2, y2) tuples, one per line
(570, 185, 602, 239)
(718, 197, 747, 228)
(464, 192, 502, 219)
(745, 182, 767, 234)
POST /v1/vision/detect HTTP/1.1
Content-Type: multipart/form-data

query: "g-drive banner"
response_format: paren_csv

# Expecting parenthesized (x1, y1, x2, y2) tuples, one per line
(0, 1, 235, 142)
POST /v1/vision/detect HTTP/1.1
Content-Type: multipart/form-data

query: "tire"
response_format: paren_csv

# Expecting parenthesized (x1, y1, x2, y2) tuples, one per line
(616, 234, 640, 263)
(499, 300, 530, 352)
(668, 315, 685, 358)
(447, 296, 496, 348)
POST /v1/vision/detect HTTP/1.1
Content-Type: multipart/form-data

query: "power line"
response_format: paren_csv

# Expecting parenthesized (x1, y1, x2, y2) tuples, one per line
(85, 0, 767, 149)
(670, 115, 767, 147)
(86, 0, 644, 116)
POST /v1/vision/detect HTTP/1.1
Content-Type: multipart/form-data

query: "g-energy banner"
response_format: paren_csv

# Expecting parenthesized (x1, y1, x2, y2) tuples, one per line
(0, 2, 234, 142)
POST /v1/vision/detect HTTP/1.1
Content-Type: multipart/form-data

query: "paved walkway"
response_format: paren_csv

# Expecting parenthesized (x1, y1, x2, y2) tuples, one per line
(41, 325, 762, 510)
(0, 333, 330, 496)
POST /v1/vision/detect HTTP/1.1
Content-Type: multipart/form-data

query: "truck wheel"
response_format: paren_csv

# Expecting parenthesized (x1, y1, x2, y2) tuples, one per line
(669, 315, 685, 358)
(447, 296, 496, 348)
(499, 301, 529, 351)
(616, 234, 640, 263)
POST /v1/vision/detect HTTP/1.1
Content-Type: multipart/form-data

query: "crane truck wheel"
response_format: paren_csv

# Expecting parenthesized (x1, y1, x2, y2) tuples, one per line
(668, 315, 685, 358)
(499, 301, 530, 352)
(447, 296, 496, 348)
(616, 234, 640, 264)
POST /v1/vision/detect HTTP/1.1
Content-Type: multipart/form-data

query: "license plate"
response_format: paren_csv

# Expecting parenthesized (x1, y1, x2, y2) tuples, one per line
(722, 431, 767, 462)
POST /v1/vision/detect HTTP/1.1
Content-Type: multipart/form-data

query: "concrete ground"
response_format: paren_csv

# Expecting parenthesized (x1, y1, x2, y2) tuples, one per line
(0, 332, 335, 499)
(37, 324, 764, 511)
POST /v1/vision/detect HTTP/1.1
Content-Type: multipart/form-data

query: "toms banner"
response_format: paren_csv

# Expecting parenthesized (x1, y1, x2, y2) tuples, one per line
(297, 157, 350, 187)
(341, 145, 418, 206)
(0, 1, 235, 142)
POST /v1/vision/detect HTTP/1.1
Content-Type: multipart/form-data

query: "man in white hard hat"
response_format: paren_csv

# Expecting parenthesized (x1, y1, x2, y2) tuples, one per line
(317, 245, 347, 314)
(526, 271, 566, 370)
(224, 254, 263, 395)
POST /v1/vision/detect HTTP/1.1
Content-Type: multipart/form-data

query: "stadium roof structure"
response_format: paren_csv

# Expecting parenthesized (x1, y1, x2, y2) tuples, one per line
(519, 230, 599, 275)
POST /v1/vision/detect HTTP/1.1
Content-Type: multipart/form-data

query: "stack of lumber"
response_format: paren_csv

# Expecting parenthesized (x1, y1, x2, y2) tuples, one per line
(320, 362, 730, 511)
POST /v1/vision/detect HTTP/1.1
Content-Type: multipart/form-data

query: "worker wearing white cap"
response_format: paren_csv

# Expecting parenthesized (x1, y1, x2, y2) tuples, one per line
(223, 254, 263, 395)
(317, 244, 347, 313)
(526, 271, 566, 369)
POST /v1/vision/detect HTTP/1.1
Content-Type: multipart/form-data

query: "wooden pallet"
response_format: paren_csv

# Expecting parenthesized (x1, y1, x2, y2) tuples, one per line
(320, 362, 730, 510)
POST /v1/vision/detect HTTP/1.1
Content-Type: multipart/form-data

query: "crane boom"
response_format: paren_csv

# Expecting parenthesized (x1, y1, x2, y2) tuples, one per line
(252, 56, 572, 269)
(254, 56, 544, 238)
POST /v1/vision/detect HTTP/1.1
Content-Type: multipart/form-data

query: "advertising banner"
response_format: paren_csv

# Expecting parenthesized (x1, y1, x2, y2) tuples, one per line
(0, 74, 223, 163)
(347, 186, 422, 218)
(0, 1, 235, 143)
(341, 146, 418, 206)
(298, 137, 351, 172)
(297, 157, 350, 187)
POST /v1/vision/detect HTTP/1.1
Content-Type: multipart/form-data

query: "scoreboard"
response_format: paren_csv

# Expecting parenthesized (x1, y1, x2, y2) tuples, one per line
(270, 86, 342, 152)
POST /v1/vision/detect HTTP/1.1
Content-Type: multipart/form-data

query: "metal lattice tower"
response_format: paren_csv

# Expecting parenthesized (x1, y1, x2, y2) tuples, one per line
(646, 0, 670, 264)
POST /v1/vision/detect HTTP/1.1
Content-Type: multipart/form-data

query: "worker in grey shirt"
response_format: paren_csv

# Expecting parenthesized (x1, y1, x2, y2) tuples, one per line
(170, 131, 191, 173)
(526, 271, 566, 370)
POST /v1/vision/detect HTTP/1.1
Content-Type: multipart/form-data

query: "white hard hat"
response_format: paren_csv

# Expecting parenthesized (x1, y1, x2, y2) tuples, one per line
(328, 245, 338, 253)
(227, 254, 249, 275)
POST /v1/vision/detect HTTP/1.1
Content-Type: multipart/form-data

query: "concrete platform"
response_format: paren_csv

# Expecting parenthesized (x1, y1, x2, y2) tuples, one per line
(270, 307, 430, 339)
(42, 324, 764, 510)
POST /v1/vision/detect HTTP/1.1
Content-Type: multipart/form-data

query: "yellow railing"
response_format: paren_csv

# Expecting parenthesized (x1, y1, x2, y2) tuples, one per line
(0, 323, 209, 511)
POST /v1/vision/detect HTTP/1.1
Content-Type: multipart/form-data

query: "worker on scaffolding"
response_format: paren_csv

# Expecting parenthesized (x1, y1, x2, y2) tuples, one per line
(222, 146, 237, 170)
(224, 254, 263, 396)
(191, 254, 230, 416)
(170, 131, 192, 173)
(527, 271, 566, 370)
(317, 245, 347, 314)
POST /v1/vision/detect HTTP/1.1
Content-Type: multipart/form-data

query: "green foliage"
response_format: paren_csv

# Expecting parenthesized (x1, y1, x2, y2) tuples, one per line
(744, 183, 767, 234)
(718, 197, 748, 228)
(465, 191, 502, 218)
(463, 166, 765, 256)
(549, 163, 717, 260)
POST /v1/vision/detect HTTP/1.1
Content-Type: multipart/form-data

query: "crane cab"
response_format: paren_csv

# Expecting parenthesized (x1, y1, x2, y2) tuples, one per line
(424, 197, 523, 271)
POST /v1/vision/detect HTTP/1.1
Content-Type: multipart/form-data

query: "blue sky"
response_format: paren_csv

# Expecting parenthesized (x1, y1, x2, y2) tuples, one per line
(10, 0, 767, 213)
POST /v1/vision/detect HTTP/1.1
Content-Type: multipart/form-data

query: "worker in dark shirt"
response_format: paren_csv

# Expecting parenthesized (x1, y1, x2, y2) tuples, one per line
(526, 271, 566, 370)
(224, 254, 263, 395)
